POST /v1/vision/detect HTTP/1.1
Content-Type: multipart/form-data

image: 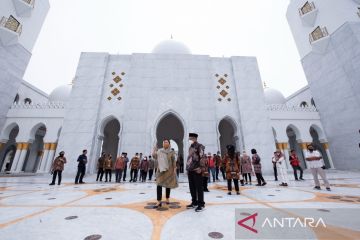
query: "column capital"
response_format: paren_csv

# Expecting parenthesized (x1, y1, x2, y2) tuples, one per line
(49, 143, 57, 151)
(299, 142, 312, 150)
(322, 142, 329, 150)
(43, 143, 51, 150)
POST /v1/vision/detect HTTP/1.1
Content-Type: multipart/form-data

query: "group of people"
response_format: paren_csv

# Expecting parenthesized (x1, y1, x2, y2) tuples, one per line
(95, 152, 156, 183)
(271, 145, 331, 191)
(49, 133, 331, 212)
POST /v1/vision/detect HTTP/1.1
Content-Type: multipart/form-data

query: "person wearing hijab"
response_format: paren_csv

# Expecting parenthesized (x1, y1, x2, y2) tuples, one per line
(241, 150, 253, 185)
(152, 139, 178, 208)
(224, 145, 241, 195)
(49, 151, 67, 185)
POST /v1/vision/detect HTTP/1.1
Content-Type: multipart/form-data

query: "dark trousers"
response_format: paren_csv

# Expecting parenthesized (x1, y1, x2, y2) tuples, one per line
(105, 169, 112, 182)
(273, 164, 278, 181)
(203, 176, 209, 190)
(115, 169, 123, 182)
(188, 171, 205, 207)
(130, 169, 138, 181)
(75, 166, 86, 183)
(215, 167, 220, 180)
(157, 185, 170, 201)
(220, 167, 226, 180)
(227, 178, 239, 192)
(141, 170, 147, 182)
(51, 170, 62, 185)
(122, 166, 127, 181)
(243, 173, 252, 183)
(255, 172, 266, 185)
(148, 169, 154, 180)
(96, 169, 104, 181)
(292, 165, 303, 180)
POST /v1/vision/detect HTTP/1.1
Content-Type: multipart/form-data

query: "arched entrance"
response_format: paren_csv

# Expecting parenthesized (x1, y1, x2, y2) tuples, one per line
(23, 125, 46, 172)
(155, 113, 184, 172)
(286, 125, 306, 167)
(310, 126, 331, 168)
(101, 118, 121, 161)
(0, 124, 19, 172)
(218, 117, 238, 157)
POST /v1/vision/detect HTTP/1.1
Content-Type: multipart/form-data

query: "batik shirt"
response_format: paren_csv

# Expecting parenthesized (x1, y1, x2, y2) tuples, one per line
(186, 142, 205, 172)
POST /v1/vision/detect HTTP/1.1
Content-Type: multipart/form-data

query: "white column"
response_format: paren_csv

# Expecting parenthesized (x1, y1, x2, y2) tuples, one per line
(10, 143, 22, 172)
(322, 142, 335, 169)
(45, 143, 57, 173)
(37, 143, 50, 173)
(299, 141, 311, 169)
(281, 142, 291, 170)
(14, 143, 30, 172)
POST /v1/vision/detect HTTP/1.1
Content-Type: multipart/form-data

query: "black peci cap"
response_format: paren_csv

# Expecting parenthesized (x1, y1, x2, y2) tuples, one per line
(189, 133, 198, 138)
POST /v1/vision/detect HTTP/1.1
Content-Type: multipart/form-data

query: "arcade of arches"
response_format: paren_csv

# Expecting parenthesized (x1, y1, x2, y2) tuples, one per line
(0, 123, 60, 174)
(273, 125, 334, 170)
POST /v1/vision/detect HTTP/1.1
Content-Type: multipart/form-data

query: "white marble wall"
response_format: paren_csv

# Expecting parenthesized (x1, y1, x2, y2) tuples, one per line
(56, 52, 109, 174)
(58, 52, 277, 174)
(301, 22, 360, 170)
(231, 57, 276, 173)
(0, 44, 31, 135)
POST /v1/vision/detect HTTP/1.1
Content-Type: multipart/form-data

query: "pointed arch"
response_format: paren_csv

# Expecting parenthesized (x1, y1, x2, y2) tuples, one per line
(218, 116, 240, 156)
(0, 122, 19, 141)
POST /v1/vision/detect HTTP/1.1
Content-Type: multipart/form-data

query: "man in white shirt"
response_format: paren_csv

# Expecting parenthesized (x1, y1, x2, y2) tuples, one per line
(305, 144, 331, 191)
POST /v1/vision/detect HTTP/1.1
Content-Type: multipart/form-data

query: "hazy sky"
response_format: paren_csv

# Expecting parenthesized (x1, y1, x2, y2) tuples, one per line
(24, 0, 307, 97)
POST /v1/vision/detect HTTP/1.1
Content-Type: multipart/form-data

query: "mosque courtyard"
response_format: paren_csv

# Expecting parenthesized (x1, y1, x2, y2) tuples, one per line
(0, 170, 360, 240)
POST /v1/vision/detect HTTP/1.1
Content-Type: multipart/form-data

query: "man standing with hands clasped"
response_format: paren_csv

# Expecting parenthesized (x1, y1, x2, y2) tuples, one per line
(75, 149, 87, 184)
(186, 133, 206, 212)
(305, 144, 331, 191)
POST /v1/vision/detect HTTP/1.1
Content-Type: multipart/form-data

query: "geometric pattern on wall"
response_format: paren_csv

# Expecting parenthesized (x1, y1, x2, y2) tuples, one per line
(215, 73, 231, 102)
(107, 71, 126, 101)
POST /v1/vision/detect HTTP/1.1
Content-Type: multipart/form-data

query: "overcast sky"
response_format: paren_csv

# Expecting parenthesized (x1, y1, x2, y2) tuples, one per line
(24, 0, 307, 97)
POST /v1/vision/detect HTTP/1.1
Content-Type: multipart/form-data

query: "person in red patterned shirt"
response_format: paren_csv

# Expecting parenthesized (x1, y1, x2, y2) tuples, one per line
(289, 150, 304, 181)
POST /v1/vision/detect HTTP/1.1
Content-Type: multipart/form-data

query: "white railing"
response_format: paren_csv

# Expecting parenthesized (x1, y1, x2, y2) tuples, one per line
(23, 0, 35, 7)
(309, 27, 328, 43)
(11, 102, 65, 109)
(299, 1, 316, 16)
(266, 104, 317, 112)
(0, 16, 22, 35)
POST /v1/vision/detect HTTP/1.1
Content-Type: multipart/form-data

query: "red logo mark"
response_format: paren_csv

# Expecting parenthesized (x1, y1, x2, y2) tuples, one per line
(237, 213, 258, 234)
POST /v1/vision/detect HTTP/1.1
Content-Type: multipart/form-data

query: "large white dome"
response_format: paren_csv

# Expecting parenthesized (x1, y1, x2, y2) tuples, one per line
(49, 85, 72, 102)
(152, 39, 191, 54)
(264, 88, 286, 104)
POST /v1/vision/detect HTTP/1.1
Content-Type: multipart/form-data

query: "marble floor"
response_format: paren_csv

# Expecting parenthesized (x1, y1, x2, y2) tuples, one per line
(0, 170, 360, 240)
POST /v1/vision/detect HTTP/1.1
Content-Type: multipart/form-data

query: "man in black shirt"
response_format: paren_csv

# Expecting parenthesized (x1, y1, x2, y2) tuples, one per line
(75, 149, 88, 184)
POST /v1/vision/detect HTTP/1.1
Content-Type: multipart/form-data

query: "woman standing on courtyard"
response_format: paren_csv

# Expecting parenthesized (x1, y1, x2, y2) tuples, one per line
(251, 149, 266, 186)
(152, 139, 178, 208)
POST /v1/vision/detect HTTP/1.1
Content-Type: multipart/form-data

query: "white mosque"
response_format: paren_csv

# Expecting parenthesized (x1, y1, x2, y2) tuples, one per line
(2, 0, 358, 175)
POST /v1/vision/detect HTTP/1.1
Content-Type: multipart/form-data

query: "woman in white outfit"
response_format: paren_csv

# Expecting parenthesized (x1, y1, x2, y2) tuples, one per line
(273, 150, 289, 186)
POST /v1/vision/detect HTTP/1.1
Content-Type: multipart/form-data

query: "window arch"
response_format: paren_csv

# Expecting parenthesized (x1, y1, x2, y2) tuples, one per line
(13, 94, 19, 103)
(300, 101, 308, 108)
(311, 98, 316, 107)
(24, 98, 32, 104)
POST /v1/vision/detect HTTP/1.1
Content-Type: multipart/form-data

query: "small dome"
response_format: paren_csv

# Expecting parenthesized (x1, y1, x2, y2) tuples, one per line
(49, 85, 72, 102)
(152, 39, 191, 54)
(264, 88, 286, 104)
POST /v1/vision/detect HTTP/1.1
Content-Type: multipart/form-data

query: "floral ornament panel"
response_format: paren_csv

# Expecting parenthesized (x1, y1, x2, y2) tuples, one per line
(108, 71, 126, 101)
(218, 78, 226, 85)
(111, 88, 120, 96)
(215, 73, 231, 101)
